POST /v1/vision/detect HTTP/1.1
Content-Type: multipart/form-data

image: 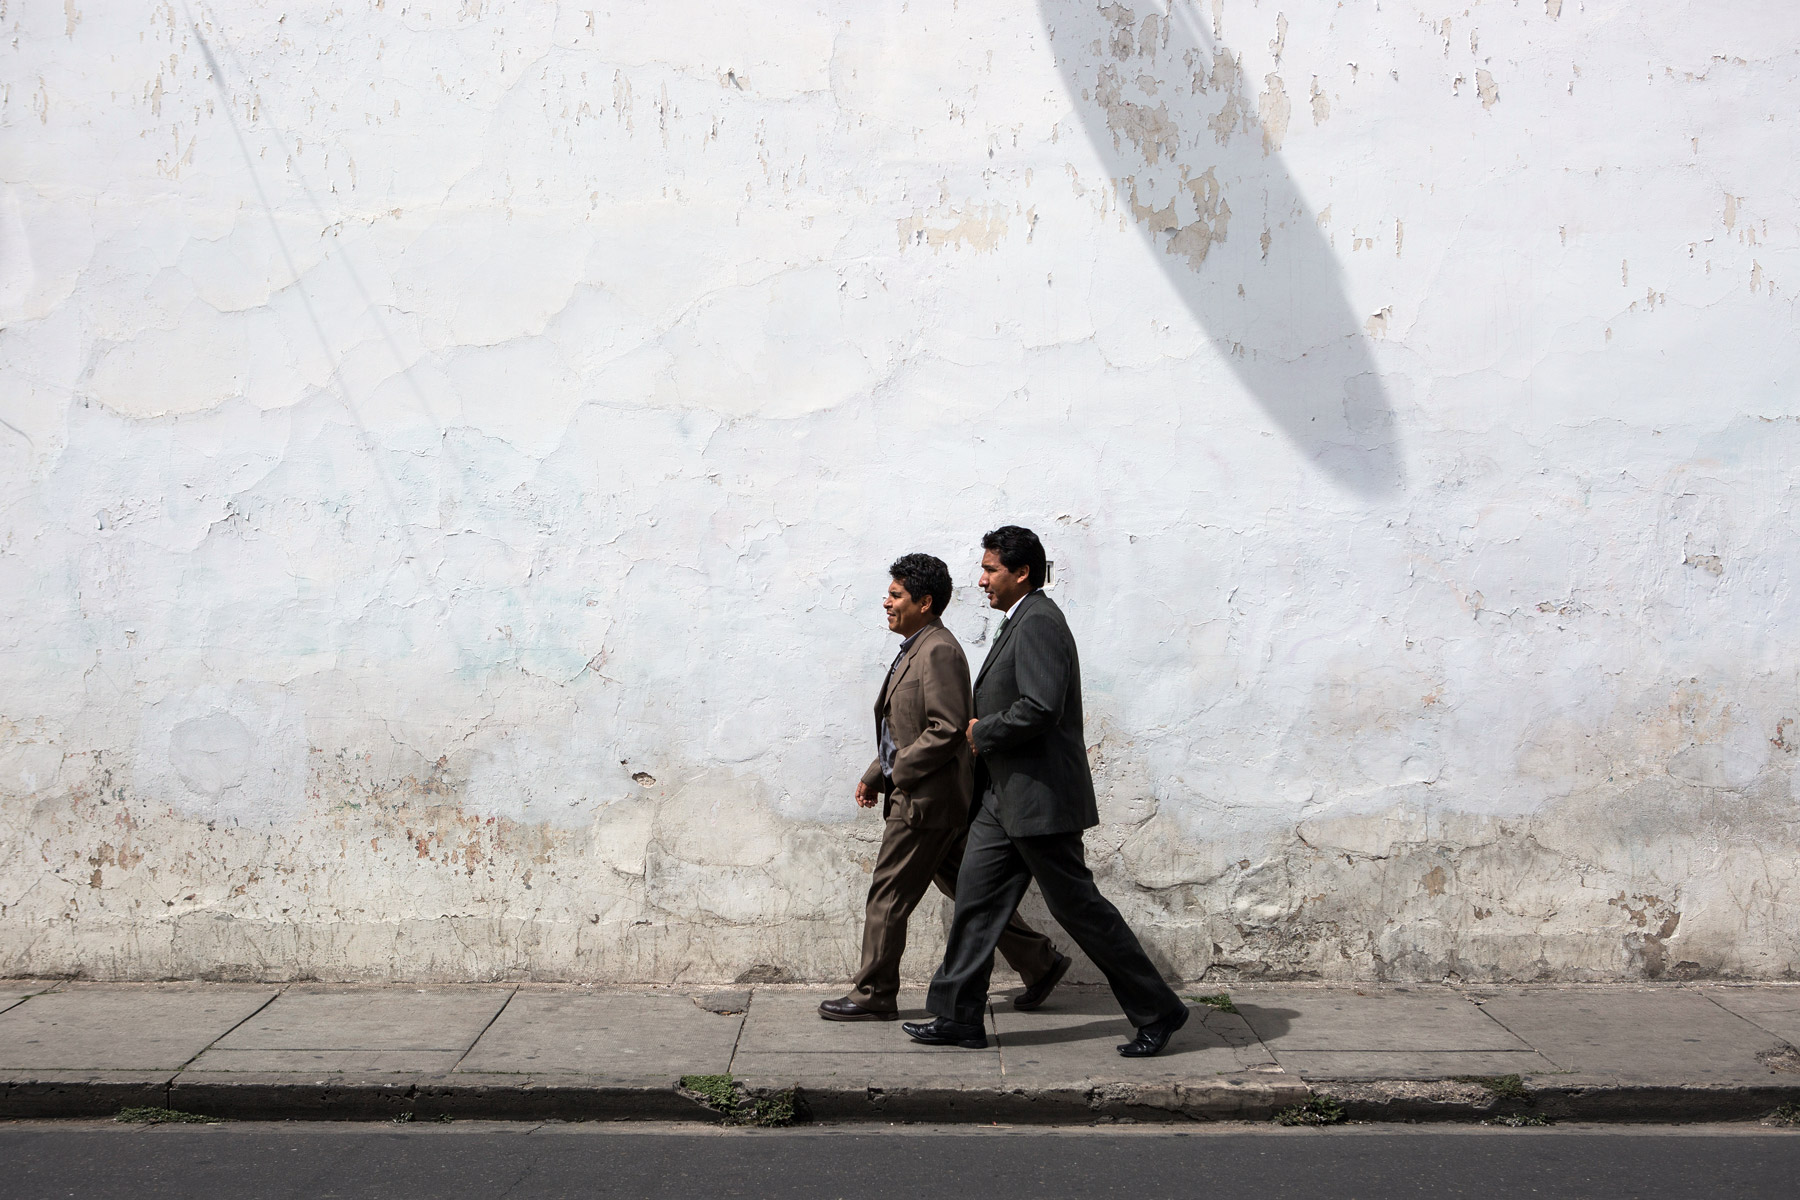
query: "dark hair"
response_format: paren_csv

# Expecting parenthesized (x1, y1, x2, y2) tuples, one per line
(981, 526, 1046, 589)
(889, 552, 953, 617)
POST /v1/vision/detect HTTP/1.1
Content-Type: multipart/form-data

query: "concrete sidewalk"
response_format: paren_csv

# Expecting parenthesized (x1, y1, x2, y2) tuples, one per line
(3, 979, 1798, 1124)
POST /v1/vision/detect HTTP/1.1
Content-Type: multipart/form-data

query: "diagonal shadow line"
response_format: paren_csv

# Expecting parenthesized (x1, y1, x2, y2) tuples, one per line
(179, 1, 465, 655)
(1041, 0, 1405, 497)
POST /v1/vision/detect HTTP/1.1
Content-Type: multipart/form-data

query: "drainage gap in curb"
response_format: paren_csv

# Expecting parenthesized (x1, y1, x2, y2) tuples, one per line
(1273, 1094, 1347, 1127)
(1484, 1112, 1552, 1127)
(116, 1106, 219, 1125)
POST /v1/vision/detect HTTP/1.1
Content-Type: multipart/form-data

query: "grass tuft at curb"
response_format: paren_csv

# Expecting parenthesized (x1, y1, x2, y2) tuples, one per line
(678, 1074, 805, 1127)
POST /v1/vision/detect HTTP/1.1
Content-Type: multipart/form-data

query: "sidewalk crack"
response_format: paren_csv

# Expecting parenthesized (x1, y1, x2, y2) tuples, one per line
(992, 1003, 1006, 1076)
(450, 986, 518, 1074)
(1700, 989, 1794, 1047)
(166, 984, 288, 1104)
(0, 979, 69, 1020)
(1237, 998, 1282, 1068)
(1468, 996, 1565, 1069)
(725, 988, 751, 1074)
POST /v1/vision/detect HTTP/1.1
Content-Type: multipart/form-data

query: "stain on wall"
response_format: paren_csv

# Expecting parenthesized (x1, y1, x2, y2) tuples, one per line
(1, 1, 1798, 983)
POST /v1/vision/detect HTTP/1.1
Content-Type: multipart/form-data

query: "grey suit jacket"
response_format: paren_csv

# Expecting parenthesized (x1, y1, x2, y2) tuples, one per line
(969, 589, 1098, 837)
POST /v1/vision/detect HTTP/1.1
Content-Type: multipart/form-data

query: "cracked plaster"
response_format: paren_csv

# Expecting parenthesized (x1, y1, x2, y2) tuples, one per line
(2, 1, 1799, 984)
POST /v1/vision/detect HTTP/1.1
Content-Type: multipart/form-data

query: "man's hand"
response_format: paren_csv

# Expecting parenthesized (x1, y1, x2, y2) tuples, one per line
(855, 780, 877, 808)
(966, 718, 980, 755)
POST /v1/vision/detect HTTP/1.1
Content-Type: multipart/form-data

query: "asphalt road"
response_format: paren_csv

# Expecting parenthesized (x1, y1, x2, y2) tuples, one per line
(2, 1121, 1798, 1199)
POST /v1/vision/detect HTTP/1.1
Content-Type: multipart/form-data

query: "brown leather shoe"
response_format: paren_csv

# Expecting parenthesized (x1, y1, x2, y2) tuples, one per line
(818, 996, 899, 1021)
(1013, 952, 1072, 1011)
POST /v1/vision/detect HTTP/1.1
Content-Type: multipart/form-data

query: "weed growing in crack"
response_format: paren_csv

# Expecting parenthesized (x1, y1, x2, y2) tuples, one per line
(1273, 1094, 1347, 1126)
(1766, 1101, 1800, 1127)
(1186, 993, 1238, 1014)
(1453, 1073, 1532, 1103)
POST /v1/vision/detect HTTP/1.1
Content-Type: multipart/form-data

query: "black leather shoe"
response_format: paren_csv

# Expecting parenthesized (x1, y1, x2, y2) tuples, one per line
(1117, 1004, 1189, 1058)
(1013, 952, 1072, 1011)
(901, 1016, 988, 1049)
(818, 996, 899, 1022)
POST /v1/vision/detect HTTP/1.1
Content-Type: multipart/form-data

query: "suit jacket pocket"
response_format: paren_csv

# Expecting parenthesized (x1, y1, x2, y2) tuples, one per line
(891, 788, 942, 828)
(899, 790, 936, 829)
(898, 765, 966, 829)
(886, 677, 923, 735)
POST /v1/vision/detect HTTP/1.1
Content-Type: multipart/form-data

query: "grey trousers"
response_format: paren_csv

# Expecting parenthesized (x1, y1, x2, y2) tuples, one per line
(926, 800, 1182, 1028)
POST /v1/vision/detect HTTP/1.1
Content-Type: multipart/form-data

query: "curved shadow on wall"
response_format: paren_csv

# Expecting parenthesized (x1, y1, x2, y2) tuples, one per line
(1041, 0, 1404, 496)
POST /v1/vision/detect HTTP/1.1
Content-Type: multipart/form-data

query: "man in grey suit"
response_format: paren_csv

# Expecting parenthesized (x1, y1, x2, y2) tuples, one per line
(902, 526, 1190, 1057)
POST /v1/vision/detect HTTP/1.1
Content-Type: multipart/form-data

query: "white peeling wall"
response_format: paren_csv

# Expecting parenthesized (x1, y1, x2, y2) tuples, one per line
(3, 0, 1798, 983)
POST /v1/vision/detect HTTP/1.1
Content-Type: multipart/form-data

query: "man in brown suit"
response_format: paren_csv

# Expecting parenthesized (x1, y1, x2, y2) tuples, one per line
(819, 553, 1071, 1021)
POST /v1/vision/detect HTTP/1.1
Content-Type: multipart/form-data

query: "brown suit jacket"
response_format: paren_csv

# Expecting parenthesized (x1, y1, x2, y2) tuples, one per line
(859, 618, 975, 829)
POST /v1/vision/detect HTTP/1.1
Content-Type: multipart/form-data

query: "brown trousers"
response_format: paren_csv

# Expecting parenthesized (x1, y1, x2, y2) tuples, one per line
(851, 815, 1059, 1011)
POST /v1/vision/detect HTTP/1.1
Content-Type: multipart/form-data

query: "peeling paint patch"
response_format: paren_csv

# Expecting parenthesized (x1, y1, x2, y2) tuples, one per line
(896, 204, 1010, 253)
(1165, 168, 1232, 268)
(1476, 69, 1500, 109)
(1092, 67, 1180, 164)
(1258, 73, 1290, 153)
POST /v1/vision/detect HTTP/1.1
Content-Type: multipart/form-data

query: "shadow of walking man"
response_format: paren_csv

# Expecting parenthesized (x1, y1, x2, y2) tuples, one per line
(1041, 0, 1405, 497)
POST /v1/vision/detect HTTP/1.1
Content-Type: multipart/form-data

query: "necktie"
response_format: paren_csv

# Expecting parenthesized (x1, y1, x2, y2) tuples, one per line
(993, 616, 1009, 644)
